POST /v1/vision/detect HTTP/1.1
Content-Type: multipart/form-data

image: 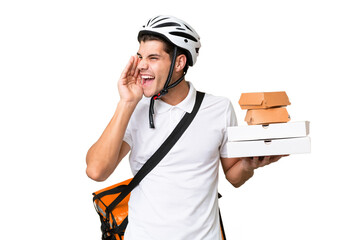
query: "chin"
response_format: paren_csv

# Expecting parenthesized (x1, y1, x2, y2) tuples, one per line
(143, 92, 152, 98)
(142, 88, 155, 98)
(142, 85, 162, 98)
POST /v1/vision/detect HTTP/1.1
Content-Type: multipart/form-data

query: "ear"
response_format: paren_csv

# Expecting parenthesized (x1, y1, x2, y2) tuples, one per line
(175, 54, 187, 73)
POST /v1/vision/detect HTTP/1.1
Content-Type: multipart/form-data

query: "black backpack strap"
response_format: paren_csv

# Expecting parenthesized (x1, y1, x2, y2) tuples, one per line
(93, 184, 128, 201)
(219, 207, 227, 240)
(107, 91, 205, 213)
(218, 193, 227, 240)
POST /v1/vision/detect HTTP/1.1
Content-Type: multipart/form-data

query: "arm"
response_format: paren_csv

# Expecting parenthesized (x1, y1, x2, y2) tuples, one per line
(220, 155, 285, 188)
(86, 56, 143, 182)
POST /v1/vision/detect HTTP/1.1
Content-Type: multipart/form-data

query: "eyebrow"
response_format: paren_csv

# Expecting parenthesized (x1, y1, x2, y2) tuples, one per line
(137, 53, 161, 58)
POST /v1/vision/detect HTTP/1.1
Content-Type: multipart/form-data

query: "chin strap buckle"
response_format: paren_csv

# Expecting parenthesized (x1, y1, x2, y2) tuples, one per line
(153, 89, 168, 100)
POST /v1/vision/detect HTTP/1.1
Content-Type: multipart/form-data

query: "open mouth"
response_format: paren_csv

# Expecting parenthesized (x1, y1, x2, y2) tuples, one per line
(141, 75, 155, 86)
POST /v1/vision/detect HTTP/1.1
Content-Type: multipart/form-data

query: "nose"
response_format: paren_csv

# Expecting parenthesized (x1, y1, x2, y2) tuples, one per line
(137, 58, 148, 70)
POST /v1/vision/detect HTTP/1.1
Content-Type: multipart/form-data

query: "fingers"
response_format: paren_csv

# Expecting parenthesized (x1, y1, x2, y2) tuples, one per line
(130, 55, 139, 77)
(243, 154, 285, 171)
(136, 74, 142, 86)
(250, 155, 281, 168)
(120, 56, 134, 80)
(251, 156, 269, 168)
(134, 57, 140, 79)
(251, 156, 260, 169)
(120, 56, 139, 80)
(262, 156, 271, 166)
(270, 155, 282, 163)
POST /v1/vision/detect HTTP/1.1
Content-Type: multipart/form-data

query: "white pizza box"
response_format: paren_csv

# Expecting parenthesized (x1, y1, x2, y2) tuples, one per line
(227, 136, 311, 158)
(228, 121, 310, 142)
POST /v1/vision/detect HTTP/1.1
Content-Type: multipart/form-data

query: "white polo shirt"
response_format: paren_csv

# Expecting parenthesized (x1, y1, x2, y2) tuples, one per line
(123, 82, 237, 240)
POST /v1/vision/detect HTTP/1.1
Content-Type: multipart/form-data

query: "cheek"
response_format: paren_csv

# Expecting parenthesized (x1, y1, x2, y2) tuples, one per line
(153, 65, 168, 81)
(151, 60, 171, 82)
(159, 64, 171, 78)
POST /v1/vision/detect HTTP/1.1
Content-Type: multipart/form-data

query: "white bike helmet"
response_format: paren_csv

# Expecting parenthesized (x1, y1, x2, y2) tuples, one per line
(138, 15, 201, 128)
(138, 15, 201, 66)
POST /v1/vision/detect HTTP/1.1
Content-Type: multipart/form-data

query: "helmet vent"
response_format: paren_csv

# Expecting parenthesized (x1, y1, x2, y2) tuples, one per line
(151, 15, 161, 23)
(153, 22, 181, 28)
(169, 31, 198, 42)
(146, 19, 152, 26)
(150, 17, 170, 27)
(184, 24, 193, 32)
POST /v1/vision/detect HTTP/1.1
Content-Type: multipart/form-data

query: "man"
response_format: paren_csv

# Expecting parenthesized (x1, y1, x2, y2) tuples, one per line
(86, 15, 283, 240)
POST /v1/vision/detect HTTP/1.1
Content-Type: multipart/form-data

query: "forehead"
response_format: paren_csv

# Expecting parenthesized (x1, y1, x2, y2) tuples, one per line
(137, 40, 168, 56)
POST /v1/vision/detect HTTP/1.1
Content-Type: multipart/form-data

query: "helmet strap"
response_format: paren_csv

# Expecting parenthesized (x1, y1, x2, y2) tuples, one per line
(148, 46, 187, 128)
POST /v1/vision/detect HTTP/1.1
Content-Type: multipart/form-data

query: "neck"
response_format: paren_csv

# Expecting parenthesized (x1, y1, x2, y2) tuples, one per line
(160, 79, 189, 106)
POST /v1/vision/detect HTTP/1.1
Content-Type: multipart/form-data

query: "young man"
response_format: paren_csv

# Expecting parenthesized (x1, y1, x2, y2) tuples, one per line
(86, 15, 283, 240)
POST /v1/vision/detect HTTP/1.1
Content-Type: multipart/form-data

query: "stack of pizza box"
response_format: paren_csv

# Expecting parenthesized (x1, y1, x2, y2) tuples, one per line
(227, 91, 311, 158)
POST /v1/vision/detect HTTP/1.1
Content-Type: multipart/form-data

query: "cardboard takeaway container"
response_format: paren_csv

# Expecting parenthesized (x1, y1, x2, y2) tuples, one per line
(245, 107, 290, 125)
(227, 90, 311, 158)
(228, 121, 310, 142)
(227, 136, 311, 158)
(239, 91, 291, 110)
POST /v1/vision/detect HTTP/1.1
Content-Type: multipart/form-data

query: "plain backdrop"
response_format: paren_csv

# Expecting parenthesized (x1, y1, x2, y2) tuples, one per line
(1, 0, 359, 239)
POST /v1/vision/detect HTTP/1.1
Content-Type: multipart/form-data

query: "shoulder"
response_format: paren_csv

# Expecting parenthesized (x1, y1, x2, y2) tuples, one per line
(199, 92, 237, 126)
(201, 92, 232, 111)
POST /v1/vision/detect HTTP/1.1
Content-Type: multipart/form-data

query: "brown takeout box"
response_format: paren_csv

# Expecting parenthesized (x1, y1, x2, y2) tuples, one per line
(239, 91, 291, 110)
(245, 107, 290, 125)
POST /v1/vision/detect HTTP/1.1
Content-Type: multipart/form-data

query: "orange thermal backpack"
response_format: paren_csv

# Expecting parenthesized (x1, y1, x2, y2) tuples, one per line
(93, 178, 132, 240)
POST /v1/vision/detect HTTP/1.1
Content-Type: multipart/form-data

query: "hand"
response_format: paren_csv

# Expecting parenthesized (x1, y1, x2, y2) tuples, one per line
(240, 155, 288, 172)
(117, 56, 143, 103)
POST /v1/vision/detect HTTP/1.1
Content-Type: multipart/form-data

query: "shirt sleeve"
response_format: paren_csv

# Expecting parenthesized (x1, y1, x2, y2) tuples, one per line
(219, 100, 238, 158)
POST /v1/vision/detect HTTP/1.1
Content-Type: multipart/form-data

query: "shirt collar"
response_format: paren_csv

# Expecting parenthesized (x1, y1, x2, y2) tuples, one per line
(154, 81, 197, 114)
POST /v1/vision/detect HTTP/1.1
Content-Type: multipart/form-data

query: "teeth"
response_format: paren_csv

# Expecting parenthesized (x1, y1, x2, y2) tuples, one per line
(141, 75, 154, 80)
